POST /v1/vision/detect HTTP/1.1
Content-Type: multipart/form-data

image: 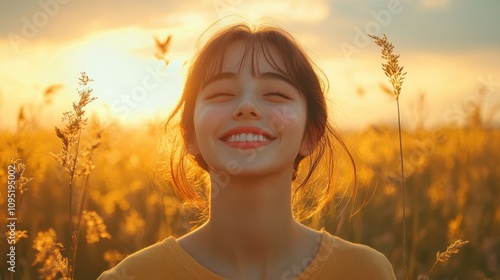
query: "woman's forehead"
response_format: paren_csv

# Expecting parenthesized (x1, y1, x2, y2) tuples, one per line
(220, 40, 286, 75)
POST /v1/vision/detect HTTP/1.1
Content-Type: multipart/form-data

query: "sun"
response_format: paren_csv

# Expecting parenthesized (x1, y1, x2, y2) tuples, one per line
(65, 29, 187, 126)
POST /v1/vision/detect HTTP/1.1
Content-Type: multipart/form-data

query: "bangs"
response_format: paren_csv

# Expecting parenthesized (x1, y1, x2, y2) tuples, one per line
(198, 35, 297, 91)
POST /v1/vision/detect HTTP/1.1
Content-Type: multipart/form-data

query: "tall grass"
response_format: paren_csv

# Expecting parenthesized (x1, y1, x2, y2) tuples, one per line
(369, 34, 470, 279)
(369, 33, 408, 279)
(15, 72, 108, 280)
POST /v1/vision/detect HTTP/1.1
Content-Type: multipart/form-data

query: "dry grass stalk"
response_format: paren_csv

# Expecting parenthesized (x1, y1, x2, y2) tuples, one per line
(420, 239, 469, 279)
(74, 122, 104, 250)
(369, 33, 408, 279)
(53, 72, 97, 177)
(52, 72, 98, 280)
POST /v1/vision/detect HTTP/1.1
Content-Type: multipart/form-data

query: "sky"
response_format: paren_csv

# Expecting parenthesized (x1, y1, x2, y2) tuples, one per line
(1, 0, 499, 131)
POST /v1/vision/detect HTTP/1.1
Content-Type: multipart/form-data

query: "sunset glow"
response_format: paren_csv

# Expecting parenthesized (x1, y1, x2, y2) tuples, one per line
(1, 0, 499, 130)
(1, 1, 499, 279)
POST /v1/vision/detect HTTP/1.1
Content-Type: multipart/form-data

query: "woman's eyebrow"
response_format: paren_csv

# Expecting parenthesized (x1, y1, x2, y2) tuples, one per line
(202, 71, 295, 88)
(202, 72, 237, 88)
(258, 72, 294, 86)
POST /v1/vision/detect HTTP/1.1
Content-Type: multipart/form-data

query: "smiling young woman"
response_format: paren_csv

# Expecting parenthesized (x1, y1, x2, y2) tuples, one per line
(98, 22, 396, 280)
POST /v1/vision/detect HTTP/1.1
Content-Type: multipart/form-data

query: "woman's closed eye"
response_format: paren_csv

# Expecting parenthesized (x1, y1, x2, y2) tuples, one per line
(204, 92, 235, 101)
(264, 91, 293, 101)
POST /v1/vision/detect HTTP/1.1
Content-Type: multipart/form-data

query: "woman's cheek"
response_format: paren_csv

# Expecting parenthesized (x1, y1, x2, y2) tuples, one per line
(194, 106, 226, 135)
(269, 105, 304, 133)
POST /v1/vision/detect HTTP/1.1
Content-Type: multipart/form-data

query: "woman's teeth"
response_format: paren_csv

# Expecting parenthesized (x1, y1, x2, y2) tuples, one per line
(226, 133, 270, 142)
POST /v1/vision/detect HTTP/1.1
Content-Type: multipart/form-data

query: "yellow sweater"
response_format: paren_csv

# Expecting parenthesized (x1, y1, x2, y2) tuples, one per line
(98, 230, 396, 279)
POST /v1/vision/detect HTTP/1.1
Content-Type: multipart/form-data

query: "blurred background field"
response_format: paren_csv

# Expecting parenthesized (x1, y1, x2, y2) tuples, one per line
(1, 2, 500, 278)
(0, 91, 498, 279)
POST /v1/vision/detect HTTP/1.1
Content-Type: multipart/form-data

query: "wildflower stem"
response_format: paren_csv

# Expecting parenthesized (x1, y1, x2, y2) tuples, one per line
(68, 128, 82, 279)
(76, 175, 90, 243)
(424, 260, 439, 280)
(73, 173, 90, 279)
(397, 99, 407, 279)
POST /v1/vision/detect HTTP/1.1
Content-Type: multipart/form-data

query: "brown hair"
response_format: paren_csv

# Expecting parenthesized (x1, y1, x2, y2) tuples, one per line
(161, 23, 356, 224)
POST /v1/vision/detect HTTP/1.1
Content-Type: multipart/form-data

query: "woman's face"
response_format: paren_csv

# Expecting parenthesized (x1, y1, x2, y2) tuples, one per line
(190, 40, 309, 178)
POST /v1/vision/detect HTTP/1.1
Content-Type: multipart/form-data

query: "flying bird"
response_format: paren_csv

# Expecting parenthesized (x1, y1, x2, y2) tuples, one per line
(154, 35, 172, 64)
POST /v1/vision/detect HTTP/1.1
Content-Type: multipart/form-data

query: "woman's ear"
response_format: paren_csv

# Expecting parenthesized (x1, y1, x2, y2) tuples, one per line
(187, 137, 200, 156)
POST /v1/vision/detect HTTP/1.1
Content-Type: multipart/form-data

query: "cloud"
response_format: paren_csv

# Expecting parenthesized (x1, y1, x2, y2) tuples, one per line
(215, 0, 330, 24)
(0, 0, 209, 44)
(0, 0, 330, 47)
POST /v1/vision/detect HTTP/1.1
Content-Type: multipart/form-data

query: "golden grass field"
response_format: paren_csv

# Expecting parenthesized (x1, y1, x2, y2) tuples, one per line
(1, 101, 498, 279)
(1, 53, 499, 280)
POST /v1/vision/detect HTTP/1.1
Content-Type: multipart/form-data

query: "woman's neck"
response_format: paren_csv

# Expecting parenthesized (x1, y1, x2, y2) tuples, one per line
(176, 168, 322, 279)
(205, 168, 301, 262)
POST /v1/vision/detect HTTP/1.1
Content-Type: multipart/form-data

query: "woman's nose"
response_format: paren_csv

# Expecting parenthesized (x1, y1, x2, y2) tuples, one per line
(232, 99, 262, 119)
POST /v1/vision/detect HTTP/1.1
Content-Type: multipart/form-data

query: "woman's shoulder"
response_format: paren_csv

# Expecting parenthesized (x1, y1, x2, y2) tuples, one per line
(308, 230, 396, 280)
(97, 237, 177, 280)
(97, 236, 224, 280)
(322, 230, 386, 255)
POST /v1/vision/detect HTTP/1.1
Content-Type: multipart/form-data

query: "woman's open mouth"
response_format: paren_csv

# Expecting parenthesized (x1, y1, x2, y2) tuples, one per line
(219, 127, 276, 149)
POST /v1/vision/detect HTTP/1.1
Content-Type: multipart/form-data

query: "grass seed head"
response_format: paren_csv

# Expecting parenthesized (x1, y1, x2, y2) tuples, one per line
(54, 72, 97, 177)
(83, 210, 111, 244)
(32, 228, 68, 280)
(436, 239, 470, 263)
(10, 158, 32, 194)
(369, 34, 406, 100)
